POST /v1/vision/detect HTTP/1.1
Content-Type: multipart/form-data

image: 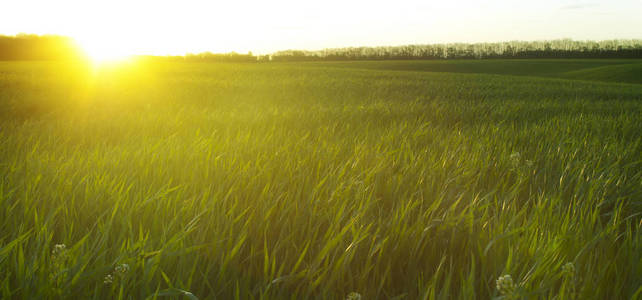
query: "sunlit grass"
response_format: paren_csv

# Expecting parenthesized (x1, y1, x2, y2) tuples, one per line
(0, 60, 641, 299)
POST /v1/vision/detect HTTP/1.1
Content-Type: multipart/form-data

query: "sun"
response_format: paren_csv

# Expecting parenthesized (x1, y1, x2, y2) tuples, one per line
(75, 36, 134, 64)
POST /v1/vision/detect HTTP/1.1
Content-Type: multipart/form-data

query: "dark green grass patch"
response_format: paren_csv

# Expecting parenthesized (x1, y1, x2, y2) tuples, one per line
(302, 59, 642, 84)
(561, 63, 642, 84)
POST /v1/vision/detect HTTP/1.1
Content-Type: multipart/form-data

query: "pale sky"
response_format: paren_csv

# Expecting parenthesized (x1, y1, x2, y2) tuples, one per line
(1, 0, 641, 55)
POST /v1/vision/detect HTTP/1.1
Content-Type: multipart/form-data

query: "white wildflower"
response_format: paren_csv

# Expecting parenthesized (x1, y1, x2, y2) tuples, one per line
(52, 244, 66, 256)
(496, 274, 516, 297)
(509, 152, 521, 168)
(562, 262, 575, 276)
(346, 292, 362, 300)
(115, 263, 130, 275)
(104, 274, 114, 284)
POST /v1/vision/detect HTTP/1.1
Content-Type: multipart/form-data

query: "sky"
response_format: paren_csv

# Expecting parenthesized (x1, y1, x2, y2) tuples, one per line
(1, 0, 641, 56)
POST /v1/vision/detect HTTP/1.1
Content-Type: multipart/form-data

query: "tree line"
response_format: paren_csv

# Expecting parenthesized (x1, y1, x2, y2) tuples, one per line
(0, 34, 83, 60)
(1, 34, 641, 61)
(140, 52, 256, 63)
(269, 39, 642, 61)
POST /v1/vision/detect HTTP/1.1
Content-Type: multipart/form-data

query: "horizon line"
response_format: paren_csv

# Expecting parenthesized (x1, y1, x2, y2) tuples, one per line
(1, 33, 641, 57)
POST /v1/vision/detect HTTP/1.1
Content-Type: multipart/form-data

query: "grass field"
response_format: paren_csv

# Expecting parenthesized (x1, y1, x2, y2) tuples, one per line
(1, 59, 641, 299)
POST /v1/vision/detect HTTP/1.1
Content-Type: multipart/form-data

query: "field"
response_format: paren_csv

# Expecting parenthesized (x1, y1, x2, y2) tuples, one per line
(1, 59, 641, 299)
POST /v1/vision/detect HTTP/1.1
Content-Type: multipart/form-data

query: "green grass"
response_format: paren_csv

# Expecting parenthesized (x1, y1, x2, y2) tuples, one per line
(0, 59, 641, 299)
